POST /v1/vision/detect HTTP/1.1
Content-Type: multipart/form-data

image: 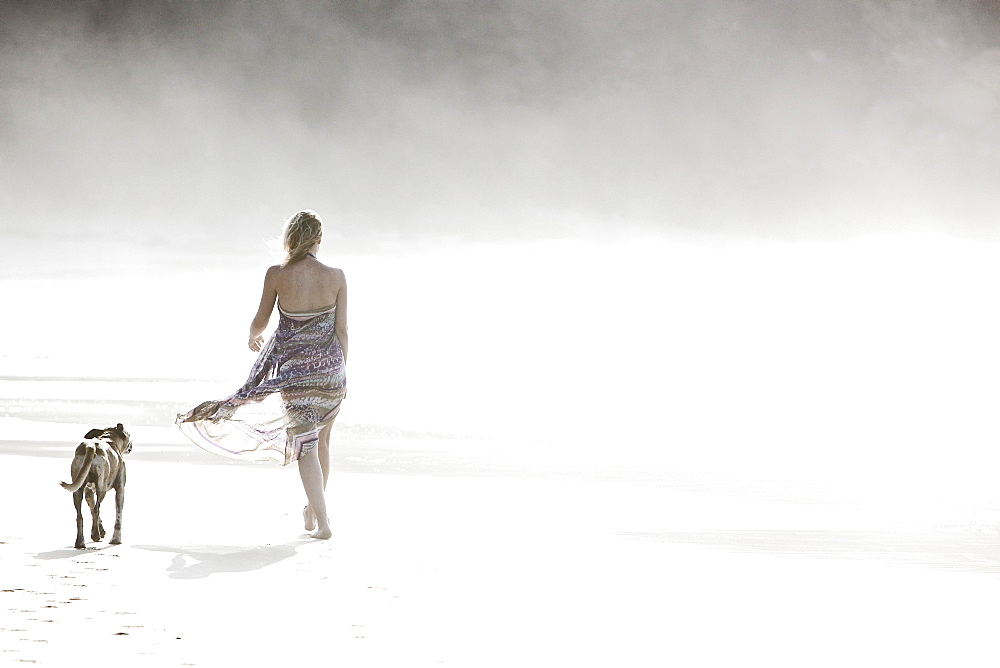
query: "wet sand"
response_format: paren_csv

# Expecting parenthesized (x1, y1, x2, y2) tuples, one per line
(4, 442, 1000, 667)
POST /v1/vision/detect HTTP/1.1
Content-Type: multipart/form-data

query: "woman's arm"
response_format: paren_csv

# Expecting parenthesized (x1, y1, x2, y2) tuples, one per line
(335, 269, 348, 361)
(249, 266, 279, 351)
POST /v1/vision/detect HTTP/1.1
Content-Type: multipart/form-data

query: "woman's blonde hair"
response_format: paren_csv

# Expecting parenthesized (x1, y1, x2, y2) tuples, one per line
(282, 210, 323, 265)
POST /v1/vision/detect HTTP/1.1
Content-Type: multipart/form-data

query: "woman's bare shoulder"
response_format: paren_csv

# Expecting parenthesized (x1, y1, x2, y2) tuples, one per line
(320, 264, 346, 280)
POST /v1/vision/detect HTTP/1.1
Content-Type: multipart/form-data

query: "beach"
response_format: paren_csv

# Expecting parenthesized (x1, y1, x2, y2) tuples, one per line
(4, 233, 1000, 666)
(6, 2, 1000, 663)
(5, 413, 1000, 666)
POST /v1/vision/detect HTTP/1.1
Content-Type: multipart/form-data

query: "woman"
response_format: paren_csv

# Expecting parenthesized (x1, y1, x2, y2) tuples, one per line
(176, 210, 348, 539)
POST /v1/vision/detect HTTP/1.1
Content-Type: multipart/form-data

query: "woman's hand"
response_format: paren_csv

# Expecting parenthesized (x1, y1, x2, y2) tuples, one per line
(249, 334, 265, 352)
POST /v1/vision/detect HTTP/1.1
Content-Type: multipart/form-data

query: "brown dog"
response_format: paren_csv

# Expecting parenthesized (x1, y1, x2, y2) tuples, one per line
(59, 424, 133, 549)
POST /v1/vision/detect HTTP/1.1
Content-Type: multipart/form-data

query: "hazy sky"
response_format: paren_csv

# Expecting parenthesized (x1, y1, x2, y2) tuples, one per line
(2, 0, 1000, 247)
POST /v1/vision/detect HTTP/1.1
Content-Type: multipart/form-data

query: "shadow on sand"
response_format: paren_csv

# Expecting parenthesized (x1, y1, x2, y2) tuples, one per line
(621, 529, 1000, 573)
(132, 541, 306, 579)
(35, 544, 119, 559)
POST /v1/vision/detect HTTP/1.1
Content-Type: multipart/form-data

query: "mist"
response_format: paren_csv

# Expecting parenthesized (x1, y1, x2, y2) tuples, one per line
(8, 10, 1000, 661)
(3, 0, 1000, 248)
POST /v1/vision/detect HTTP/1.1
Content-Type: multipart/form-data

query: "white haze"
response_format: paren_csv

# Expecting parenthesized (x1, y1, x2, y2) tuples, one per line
(5, 230, 1000, 510)
(2, 1, 1000, 500)
(2, 1, 1000, 243)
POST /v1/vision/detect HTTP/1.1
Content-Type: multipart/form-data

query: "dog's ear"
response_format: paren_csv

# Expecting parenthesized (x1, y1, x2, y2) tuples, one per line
(84, 428, 104, 439)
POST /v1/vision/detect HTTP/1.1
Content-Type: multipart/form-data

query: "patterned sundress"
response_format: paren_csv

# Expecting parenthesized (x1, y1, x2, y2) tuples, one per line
(176, 302, 347, 465)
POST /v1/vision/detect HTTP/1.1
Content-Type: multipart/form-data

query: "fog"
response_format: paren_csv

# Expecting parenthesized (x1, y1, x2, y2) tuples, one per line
(4, 1, 1000, 489)
(3, 0, 1000, 247)
(8, 7, 1000, 664)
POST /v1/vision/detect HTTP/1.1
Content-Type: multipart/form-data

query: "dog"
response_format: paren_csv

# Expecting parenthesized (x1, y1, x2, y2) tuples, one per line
(59, 423, 133, 549)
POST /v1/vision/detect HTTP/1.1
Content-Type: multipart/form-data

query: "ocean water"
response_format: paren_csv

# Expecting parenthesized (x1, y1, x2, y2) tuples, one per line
(4, 230, 1000, 511)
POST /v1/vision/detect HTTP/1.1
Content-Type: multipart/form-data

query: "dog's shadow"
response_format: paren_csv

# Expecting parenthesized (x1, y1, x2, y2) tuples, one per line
(133, 541, 305, 579)
(35, 545, 119, 560)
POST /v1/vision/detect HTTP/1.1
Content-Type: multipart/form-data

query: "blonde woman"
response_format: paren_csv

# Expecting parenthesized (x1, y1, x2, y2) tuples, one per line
(177, 210, 348, 539)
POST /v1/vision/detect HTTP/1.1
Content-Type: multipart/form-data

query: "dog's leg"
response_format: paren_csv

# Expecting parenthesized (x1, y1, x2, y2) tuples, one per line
(84, 486, 97, 539)
(88, 486, 106, 542)
(110, 471, 124, 545)
(73, 488, 86, 549)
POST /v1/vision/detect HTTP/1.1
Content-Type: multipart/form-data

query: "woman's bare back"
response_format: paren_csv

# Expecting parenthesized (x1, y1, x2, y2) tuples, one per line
(249, 255, 349, 356)
(272, 256, 343, 312)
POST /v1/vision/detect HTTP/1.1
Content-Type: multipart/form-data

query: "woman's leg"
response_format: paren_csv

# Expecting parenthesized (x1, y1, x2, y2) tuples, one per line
(318, 421, 333, 487)
(304, 422, 334, 530)
(298, 447, 331, 539)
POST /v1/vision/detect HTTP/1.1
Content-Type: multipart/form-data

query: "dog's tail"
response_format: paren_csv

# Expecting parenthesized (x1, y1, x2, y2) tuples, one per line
(59, 443, 96, 492)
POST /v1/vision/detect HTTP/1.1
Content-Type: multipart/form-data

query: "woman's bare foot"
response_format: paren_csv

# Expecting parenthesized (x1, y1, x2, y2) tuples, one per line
(312, 524, 332, 539)
(303, 505, 317, 531)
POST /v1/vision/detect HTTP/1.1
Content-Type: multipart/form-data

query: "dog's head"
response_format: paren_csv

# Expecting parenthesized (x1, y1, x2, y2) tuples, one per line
(84, 423, 133, 455)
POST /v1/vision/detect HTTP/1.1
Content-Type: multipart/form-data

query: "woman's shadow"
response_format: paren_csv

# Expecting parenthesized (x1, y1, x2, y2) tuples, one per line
(132, 540, 308, 579)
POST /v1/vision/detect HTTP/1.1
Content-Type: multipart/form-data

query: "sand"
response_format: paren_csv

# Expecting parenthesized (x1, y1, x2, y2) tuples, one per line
(4, 442, 1000, 668)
